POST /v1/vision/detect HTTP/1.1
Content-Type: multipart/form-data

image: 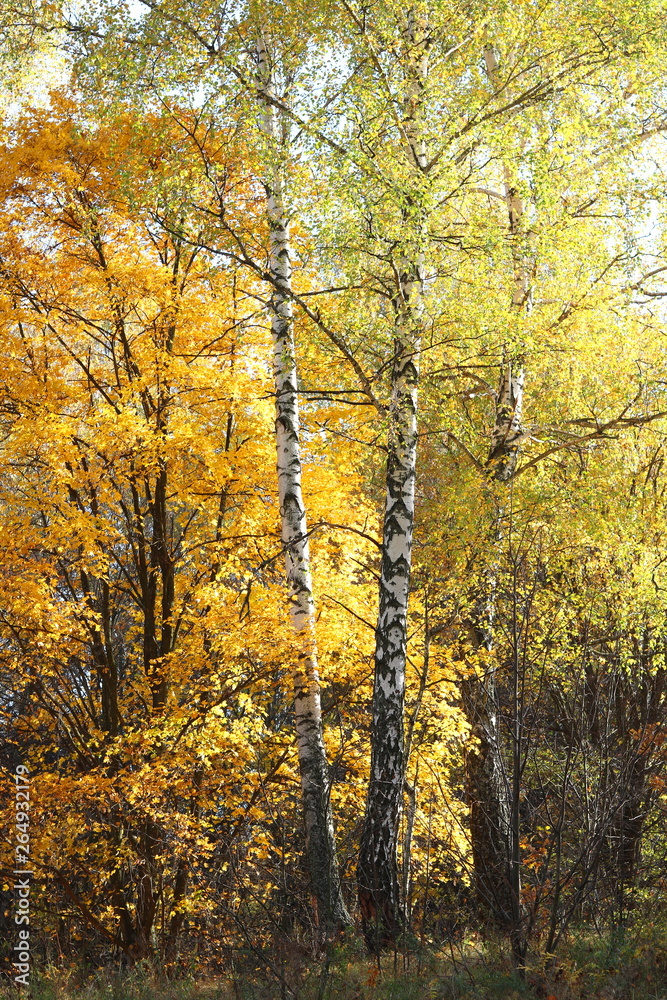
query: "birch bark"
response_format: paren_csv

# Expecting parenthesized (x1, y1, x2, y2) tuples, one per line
(256, 36, 349, 939)
(461, 42, 530, 956)
(357, 9, 429, 950)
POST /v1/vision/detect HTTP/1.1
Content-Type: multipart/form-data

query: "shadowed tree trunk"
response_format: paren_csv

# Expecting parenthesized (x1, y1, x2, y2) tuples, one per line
(611, 658, 666, 921)
(459, 42, 531, 968)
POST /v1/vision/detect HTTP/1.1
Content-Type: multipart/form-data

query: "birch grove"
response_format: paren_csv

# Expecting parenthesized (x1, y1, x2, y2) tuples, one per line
(3, 0, 667, 984)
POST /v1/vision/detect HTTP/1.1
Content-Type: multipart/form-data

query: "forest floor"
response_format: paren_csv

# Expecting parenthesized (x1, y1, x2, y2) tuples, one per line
(3, 927, 667, 1000)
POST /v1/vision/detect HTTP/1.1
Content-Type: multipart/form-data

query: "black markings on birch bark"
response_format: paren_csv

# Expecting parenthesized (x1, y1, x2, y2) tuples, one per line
(357, 9, 430, 951)
(255, 35, 349, 939)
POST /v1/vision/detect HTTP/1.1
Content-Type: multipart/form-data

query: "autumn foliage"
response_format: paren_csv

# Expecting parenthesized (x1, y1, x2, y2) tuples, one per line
(2, 0, 667, 987)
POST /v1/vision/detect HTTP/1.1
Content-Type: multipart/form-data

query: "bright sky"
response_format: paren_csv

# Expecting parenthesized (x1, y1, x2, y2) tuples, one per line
(1, 43, 70, 118)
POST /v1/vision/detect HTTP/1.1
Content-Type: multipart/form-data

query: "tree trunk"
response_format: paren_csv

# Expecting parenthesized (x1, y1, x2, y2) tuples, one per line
(358, 9, 429, 951)
(612, 662, 666, 921)
(256, 36, 349, 940)
(164, 857, 188, 970)
(460, 43, 530, 958)
(461, 334, 527, 942)
(460, 671, 513, 927)
(357, 328, 420, 945)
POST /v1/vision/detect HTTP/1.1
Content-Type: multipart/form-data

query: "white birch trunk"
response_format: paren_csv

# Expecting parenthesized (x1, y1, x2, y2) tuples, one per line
(485, 44, 529, 484)
(256, 36, 349, 938)
(357, 9, 429, 949)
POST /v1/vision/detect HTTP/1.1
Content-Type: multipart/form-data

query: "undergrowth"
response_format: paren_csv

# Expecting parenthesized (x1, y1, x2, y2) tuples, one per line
(2, 924, 667, 1000)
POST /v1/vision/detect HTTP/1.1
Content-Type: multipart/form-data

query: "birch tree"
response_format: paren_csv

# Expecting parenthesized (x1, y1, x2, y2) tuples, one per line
(252, 33, 350, 939)
(451, 28, 667, 969)
(346, 6, 431, 950)
(458, 43, 531, 959)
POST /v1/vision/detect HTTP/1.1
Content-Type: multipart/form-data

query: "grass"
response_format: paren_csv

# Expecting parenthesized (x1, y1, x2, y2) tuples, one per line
(3, 925, 667, 1000)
